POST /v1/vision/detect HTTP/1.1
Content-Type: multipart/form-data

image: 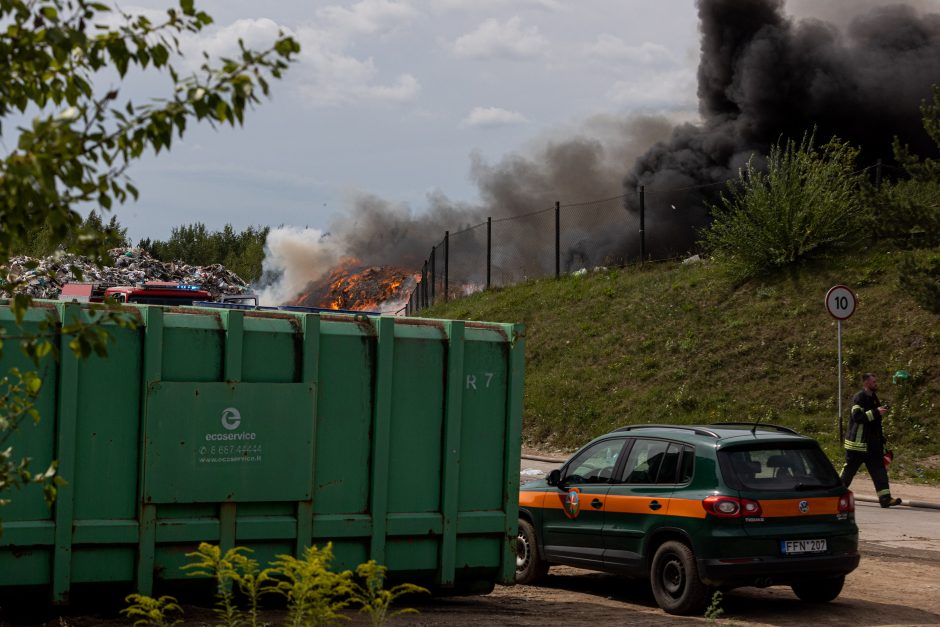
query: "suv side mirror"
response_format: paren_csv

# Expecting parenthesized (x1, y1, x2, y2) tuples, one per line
(547, 469, 562, 487)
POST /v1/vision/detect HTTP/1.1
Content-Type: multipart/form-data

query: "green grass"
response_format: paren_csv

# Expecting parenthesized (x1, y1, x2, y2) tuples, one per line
(422, 244, 940, 484)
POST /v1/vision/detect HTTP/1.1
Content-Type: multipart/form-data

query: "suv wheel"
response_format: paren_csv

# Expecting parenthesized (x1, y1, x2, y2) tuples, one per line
(791, 575, 845, 603)
(650, 540, 708, 615)
(515, 518, 549, 584)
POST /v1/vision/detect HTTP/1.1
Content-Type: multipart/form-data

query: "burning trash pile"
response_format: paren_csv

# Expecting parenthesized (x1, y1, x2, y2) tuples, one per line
(2, 247, 252, 300)
(291, 260, 418, 313)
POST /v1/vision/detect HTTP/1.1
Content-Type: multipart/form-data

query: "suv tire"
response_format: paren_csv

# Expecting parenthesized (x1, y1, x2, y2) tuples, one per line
(650, 540, 708, 615)
(515, 518, 549, 584)
(791, 575, 845, 603)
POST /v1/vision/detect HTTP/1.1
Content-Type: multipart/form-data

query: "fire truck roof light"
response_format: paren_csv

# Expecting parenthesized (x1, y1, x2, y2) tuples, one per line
(140, 283, 203, 291)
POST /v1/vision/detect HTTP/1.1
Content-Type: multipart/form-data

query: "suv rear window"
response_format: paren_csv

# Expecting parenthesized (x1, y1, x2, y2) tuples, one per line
(718, 443, 842, 491)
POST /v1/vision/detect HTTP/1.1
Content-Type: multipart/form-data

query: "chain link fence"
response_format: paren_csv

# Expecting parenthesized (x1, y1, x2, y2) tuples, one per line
(401, 189, 708, 315)
(399, 157, 897, 315)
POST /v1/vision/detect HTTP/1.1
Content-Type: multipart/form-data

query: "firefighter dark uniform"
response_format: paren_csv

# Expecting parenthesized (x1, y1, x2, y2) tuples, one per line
(840, 388, 900, 507)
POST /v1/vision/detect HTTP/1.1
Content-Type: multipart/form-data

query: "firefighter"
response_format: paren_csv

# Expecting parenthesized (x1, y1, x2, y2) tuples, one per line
(840, 373, 902, 508)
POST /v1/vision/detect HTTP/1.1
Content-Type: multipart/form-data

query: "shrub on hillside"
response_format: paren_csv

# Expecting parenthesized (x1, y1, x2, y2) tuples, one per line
(702, 133, 868, 279)
(899, 250, 940, 313)
(872, 179, 940, 247)
(873, 85, 940, 247)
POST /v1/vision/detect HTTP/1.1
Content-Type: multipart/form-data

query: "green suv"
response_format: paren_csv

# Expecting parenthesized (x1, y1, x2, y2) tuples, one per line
(516, 424, 859, 615)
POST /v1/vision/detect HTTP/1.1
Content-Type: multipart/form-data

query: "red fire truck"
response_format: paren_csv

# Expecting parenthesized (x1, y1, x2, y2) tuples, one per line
(59, 282, 213, 306)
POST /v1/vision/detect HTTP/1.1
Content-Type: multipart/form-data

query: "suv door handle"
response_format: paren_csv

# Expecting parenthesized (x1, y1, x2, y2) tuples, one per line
(591, 498, 603, 509)
(648, 500, 662, 511)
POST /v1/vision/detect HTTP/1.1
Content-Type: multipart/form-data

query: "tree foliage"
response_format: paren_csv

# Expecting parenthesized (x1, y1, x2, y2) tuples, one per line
(140, 222, 269, 282)
(11, 211, 130, 259)
(702, 132, 869, 279)
(899, 251, 940, 314)
(876, 85, 940, 247)
(892, 85, 940, 183)
(0, 0, 297, 524)
(0, 0, 299, 266)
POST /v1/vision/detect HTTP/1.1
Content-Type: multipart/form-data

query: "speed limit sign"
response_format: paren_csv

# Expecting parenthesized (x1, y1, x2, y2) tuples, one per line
(825, 285, 856, 320)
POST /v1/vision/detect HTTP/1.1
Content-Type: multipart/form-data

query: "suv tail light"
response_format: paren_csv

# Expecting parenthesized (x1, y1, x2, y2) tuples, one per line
(838, 491, 855, 513)
(702, 495, 763, 518)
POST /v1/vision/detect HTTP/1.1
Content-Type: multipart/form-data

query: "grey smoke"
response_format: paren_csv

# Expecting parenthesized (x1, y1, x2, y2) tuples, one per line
(260, 114, 674, 304)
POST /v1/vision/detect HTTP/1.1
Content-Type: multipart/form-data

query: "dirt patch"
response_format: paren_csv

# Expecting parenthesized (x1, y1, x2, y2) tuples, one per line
(4, 551, 938, 626)
(920, 455, 940, 471)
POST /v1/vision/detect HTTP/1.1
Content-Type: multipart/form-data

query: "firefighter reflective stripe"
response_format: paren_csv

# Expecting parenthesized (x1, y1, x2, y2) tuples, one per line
(851, 404, 875, 422)
(844, 419, 868, 451)
(877, 489, 892, 497)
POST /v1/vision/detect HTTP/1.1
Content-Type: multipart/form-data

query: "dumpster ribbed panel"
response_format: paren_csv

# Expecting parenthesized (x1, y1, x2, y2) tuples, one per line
(0, 303, 523, 598)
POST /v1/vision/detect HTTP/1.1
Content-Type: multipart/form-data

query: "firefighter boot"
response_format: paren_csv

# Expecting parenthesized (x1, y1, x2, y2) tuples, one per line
(880, 496, 902, 508)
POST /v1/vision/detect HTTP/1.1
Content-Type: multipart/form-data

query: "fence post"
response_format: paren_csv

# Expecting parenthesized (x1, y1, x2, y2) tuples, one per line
(639, 185, 646, 262)
(555, 201, 560, 278)
(430, 246, 436, 305)
(421, 260, 428, 309)
(444, 231, 450, 302)
(486, 217, 492, 290)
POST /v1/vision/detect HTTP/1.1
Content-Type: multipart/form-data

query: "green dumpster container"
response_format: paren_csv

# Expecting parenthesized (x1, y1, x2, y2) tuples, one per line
(0, 302, 524, 601)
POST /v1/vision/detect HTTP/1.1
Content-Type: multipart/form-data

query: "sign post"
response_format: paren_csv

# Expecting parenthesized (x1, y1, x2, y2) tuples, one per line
(825, 285, 857, 443)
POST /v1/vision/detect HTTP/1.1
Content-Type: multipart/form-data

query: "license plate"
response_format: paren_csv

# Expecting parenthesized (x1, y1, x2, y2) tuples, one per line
(780, 538, 827, 555)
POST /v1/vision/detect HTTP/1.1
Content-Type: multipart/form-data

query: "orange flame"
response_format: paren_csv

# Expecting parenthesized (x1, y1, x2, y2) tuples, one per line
(291, 257, 417, 312)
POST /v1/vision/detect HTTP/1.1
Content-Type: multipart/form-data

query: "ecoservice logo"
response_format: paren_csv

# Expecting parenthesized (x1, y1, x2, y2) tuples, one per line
(221, 407, 242, 430)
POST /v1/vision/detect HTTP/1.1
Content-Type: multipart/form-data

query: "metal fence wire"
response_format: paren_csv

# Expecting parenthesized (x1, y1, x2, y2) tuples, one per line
(399, 159, 896, 315)
(401, 191, 694, 315)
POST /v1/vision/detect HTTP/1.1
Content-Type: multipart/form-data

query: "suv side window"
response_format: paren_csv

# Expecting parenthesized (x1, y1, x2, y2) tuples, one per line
(564, 438, 625, 485)
(619, 439, 669, 484)
(678, 445, 694, 483)
(617, 440, 694, 485)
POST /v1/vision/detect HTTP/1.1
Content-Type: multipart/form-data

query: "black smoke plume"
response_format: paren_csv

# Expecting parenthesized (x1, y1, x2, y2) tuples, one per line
(625, 0, 940, 251)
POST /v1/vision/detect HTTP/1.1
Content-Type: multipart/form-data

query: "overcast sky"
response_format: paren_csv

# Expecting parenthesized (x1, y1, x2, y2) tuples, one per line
(108, 0, 701, 243)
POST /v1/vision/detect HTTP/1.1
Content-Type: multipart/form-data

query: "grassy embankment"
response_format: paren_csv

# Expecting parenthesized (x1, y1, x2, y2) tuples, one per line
(422, 244, 940, 483)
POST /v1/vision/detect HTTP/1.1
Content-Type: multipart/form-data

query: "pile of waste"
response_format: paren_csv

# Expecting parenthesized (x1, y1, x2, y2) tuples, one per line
(2, 248, 251, 299)
(290, 260, 418, 313)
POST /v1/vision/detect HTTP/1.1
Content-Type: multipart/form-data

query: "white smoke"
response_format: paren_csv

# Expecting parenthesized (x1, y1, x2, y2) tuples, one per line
(258, 227, 342, 306)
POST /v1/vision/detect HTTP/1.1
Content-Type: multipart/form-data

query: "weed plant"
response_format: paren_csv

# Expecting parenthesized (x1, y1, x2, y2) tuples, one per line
(269, 543, 353, 627)
(704, 590, 725, 625)
(120, 594, 183, 627)
(124, 542, 426, 626)
(348, 560, 429, 626)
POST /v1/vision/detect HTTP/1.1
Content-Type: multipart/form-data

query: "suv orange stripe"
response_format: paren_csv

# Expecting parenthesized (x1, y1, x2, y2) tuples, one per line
(519, 492, 547, 509)
(519, 492, 842, 518)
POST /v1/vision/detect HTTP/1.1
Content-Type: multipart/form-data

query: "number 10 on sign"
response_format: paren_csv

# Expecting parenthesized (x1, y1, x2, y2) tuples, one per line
(826, 285, 857, 442)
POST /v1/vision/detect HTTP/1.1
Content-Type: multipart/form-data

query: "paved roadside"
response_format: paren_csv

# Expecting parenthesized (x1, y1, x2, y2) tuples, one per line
(847, 479, 940, 509)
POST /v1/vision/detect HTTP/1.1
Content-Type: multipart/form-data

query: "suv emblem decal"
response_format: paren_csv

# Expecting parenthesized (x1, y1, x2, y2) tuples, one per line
(564, 490, 581, 519)
(799, 500, 809, 513)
